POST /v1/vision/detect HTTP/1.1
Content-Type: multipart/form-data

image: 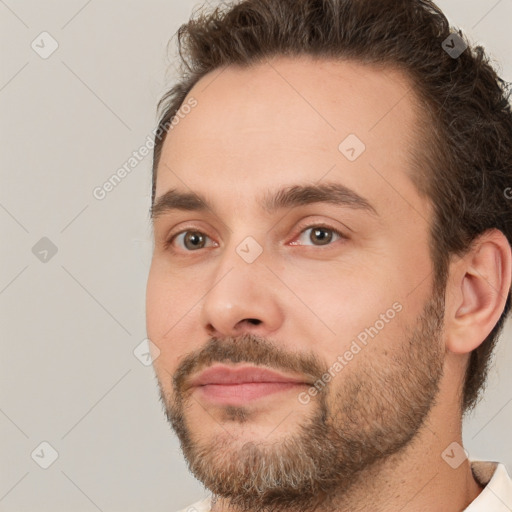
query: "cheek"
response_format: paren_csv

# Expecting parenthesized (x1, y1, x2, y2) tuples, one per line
(146, 263, 203, 374)
(283, 260, 407, 356)
(145, 264, 184, 359)
(145, 265, 168, 335)
(146, 261, 193, 329)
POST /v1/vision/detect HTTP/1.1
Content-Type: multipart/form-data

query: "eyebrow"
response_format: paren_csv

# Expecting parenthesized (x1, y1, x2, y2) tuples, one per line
(150, 182, 378, 220)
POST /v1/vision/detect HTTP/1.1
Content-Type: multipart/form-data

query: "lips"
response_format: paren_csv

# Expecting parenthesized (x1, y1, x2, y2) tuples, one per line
(189, 364, 311, 387)
(186, 364, 312, 405)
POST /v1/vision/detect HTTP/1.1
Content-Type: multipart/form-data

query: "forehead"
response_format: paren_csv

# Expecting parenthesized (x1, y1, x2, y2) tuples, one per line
(155, 55, 429, 222)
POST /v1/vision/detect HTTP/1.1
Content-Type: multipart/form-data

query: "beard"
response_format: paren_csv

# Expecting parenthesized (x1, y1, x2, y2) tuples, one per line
(156, 285, 446, 512)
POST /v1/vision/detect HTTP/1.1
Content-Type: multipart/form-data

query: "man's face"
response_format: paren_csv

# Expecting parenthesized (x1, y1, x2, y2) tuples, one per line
(146, 56, 445, 509)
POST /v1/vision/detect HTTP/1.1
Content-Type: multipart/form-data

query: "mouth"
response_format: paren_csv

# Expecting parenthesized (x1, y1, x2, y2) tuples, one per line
(187, 363, 312, 405)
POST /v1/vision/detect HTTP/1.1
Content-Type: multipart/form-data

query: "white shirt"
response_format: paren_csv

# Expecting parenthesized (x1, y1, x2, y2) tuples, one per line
(176, 459, 512, 512)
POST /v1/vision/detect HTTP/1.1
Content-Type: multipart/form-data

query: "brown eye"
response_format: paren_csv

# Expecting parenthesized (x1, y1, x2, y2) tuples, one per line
(292, 225, 345, 247)
(310, 227, 334, 245)
(168, 230, 214, 252)
(182, 231, 207, 250)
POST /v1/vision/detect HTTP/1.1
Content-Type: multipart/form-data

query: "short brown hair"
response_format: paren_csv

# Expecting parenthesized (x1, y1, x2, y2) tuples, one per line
(151, 0, 512, 414)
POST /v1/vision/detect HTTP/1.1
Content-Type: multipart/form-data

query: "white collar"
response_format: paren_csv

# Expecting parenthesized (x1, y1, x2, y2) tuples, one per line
(464, 459, 512, 511)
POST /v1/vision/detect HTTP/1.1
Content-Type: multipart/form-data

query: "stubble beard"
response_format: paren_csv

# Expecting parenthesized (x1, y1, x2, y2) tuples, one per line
(158, 288, 445, 512)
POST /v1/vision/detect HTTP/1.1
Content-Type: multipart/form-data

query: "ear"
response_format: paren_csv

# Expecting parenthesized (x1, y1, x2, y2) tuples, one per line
(445, 229, 512, 354)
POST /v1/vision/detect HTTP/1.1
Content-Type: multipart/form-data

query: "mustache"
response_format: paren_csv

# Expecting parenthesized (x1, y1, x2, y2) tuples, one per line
(172, 332, 326, 394)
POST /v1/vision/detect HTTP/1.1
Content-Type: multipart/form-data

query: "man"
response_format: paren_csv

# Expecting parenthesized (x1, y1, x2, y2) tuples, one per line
(145, 0, 512, 510)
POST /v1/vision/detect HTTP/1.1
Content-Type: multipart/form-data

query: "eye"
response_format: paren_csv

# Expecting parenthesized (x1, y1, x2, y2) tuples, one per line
(291, 224, 345, 247)
(167, 230, 217, 252)
(165, 223, 346, 253)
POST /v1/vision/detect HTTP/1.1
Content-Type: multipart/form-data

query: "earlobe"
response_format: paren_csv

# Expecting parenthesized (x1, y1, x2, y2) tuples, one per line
(446, 229, 512, 355)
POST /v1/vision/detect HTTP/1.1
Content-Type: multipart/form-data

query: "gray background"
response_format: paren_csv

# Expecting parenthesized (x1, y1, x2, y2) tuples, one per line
(1, 1, 511, 510)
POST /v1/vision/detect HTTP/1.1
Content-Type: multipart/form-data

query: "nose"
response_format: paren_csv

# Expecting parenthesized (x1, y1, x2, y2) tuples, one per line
(200, 242, 284, 338)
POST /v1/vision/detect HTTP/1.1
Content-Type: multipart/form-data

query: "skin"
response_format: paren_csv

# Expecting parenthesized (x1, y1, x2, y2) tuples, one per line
(146, 55, 511, 511)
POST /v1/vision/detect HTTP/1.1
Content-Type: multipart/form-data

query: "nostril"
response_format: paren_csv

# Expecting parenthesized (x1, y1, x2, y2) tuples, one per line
(247, 318, 261, 325)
